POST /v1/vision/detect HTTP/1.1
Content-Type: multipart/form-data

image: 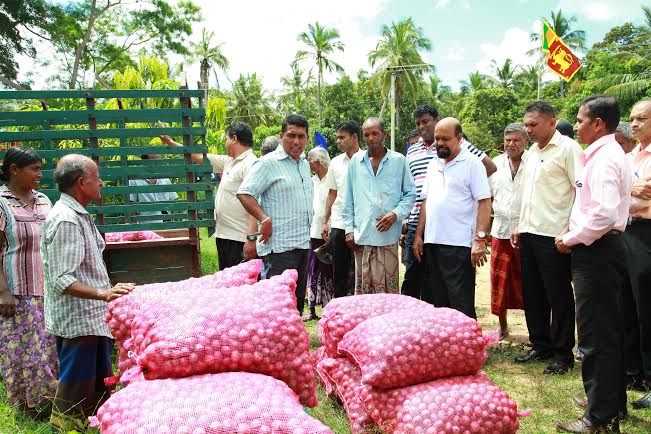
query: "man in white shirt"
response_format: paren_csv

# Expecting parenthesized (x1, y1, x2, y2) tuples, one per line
(129, 154, 178, 223)
(161, 122, 258, 269)
(412, 118, 491, 319)
(321, 120, 362, 297)
(489, 122, 528, 339)
(512, 101, 583, 375)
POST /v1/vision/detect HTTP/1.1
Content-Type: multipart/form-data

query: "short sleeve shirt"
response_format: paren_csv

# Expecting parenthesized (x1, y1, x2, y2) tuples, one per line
(129, 178, 179, 217)
(0, 186, 51, 296)
(323, 150, 363, 230)
(422, 148, 491, 247)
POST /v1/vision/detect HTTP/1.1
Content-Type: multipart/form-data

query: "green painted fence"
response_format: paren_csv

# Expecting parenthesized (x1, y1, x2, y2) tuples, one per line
(0, 89, 216, 236)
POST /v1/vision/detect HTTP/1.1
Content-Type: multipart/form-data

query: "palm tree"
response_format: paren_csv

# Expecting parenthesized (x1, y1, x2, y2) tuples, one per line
(489, 58, 520, 88)
(459, 71, 490, 95)
(513, 64, 541, 95)
(279, 63, 314, 115)
(229, 73, 273, 130)
(368, 18, 432, 130)
(529, 9, 587, 96)
(190, 29, 229, 98)
(644, 5, 651, 27)
(293, 22, 345, 125)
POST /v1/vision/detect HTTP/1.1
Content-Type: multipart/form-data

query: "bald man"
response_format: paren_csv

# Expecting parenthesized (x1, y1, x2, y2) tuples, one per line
(342, 117, 416, 295)
(42, 154, 134, 430)
(412, 118, 491, 319)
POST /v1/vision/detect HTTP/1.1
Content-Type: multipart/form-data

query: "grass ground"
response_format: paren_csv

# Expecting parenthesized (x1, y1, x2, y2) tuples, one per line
(2, 229, 651, 433)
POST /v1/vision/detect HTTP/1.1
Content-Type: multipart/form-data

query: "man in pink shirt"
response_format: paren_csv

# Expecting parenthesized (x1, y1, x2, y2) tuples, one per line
(556, 95, 632, 433)
(621, 98, 651, 409)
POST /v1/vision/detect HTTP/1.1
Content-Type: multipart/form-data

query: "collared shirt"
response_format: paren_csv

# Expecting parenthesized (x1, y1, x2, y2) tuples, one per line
(518, 130, 583, 237)
(209, 149, 258, 242)
(406, 138, 487, 230)
(343, 148, 416, 246)
(629, 143, 651, 219)
(0, 186, 51, 296)
(323, 149, 363, 230)
(42, 194, 112, 338)
(563, 134, 632, 246)
(422, 148, 491, 248)
(237, 146, 313, 256)
(310, 173, 329, 239)
(489, 151, 528, 239)
(129, 178, 178, 221)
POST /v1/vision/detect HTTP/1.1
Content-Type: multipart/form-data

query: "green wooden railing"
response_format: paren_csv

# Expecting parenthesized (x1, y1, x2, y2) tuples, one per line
(0, 89, 216, 235)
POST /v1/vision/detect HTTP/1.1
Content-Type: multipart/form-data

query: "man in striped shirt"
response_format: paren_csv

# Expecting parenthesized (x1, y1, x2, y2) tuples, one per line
(238, 114, 314, 313)
(401, 105, 496, 299)
(42, 154, 134, 430)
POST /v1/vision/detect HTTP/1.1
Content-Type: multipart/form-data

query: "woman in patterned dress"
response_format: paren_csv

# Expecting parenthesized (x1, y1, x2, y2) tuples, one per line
(0, 147, 58, 417)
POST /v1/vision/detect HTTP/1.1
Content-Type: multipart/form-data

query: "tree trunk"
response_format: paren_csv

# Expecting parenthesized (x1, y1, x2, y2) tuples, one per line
(317, 66, 322, 127)
(69, 0, 100, 89)
(200, 59, 209, 102)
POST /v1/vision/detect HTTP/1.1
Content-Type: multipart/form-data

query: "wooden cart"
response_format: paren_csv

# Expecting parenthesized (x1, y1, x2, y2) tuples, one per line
(0, 89, 216, 284)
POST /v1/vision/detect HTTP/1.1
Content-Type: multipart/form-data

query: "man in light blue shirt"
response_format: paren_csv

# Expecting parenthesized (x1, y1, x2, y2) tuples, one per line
(237, 114, 313, 313)
(343, 117, 416, 295)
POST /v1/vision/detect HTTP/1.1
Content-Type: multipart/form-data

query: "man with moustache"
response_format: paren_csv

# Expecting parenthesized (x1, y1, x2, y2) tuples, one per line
(401, 105, 496, 299)
(621, 99, 651, 409)
(556, 95, 631, 433)
(512, 101, 583, 375)
(321, 120, 363, 298)
(342, 117, 416, 295)
(489, 122, 528, 339)
(412, 118, 491, 319)
(237, 114, 313, 313)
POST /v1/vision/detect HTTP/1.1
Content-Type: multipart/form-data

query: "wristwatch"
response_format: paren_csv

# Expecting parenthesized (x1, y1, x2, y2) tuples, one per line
(246, 234, 258, 242)
(474, 231, 487, 243)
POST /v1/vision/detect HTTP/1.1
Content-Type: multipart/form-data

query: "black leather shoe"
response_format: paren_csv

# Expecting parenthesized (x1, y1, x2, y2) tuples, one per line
(631, 391, 651, 409)
(514, 349, 553, 364)
(544, 360, 574, 375)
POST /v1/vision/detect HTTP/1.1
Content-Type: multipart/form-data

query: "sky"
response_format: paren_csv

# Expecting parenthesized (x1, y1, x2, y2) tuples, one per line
(20, 0, 650, 92)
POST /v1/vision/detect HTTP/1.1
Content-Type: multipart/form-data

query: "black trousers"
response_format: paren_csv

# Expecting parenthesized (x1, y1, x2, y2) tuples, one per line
(572, 234, 627, 426)
(519, 233, 575, 363)
(400, 227, 424, 299)
(215, 237, 244, 270)
(422, 243, 476, 319)
(330, 228, 354, 298)
(622, 219, 651, 382)
(261, 249, 309, 313)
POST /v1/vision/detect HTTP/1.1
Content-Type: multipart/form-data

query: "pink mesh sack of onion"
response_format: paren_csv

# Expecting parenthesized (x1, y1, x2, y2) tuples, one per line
(106, 259, 263, 343)
(318, 293, 430, 357)
(360, 372, 530, 434)
(311, 347, 335, 397)
(338, 306, 493, 389)
(105, 231, 163, 242)
(317, 357, 376, 434)
(123, 269, 318, 407)
(90, 372, 334, 434)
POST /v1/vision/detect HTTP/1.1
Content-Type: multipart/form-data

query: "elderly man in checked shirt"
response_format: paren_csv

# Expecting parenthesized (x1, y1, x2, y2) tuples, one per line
(238, 114, 314, 314)
(42, 154, 134, 431)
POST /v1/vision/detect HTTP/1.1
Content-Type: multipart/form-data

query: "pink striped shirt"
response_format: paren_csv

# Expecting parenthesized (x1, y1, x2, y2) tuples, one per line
(0, 186, 52, 296)
(562, 134, 632, 247)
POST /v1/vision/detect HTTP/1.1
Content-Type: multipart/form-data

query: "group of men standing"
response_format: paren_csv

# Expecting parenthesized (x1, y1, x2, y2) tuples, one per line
(44, 94, 651, 433)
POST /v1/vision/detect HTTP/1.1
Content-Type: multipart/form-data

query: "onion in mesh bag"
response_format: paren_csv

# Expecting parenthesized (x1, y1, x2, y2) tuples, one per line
(338, 306, 489, 388)
(318, 293, 430, 357)
(90, 372, 333, 434)
(126, 270, 317, 407)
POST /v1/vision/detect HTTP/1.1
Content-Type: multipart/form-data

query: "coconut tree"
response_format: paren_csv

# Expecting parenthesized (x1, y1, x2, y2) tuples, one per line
(293, 22, 345, 125)
(229, 73, 273, 130)
(459, 71, 490, 95)
(278, 63, 315, 115)
(190, 28, 229, 98)
(368, 18, 432, 130)
(489, 58, 520, 89)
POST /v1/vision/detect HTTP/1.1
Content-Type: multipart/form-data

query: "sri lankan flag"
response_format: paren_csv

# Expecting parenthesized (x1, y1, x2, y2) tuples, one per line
(541, 19, 581, 81)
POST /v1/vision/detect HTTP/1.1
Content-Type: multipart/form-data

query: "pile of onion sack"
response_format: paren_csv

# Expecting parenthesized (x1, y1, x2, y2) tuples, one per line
(93, 260, 332, 433)
(314, 294, 531, 434)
